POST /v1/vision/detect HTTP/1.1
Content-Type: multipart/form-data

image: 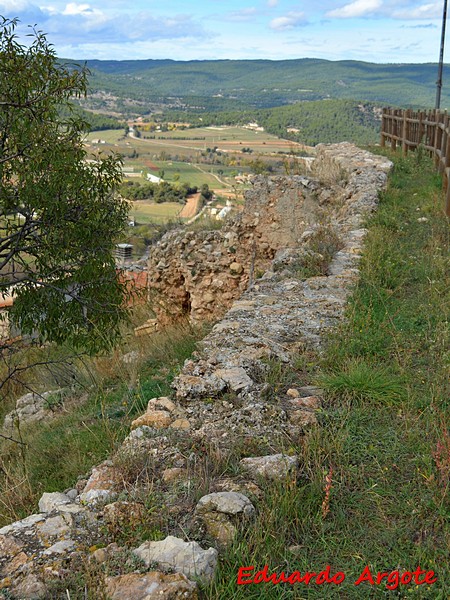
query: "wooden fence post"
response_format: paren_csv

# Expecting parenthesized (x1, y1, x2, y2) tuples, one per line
(402, 110, 408, 155)
(391, 109, 397, 151)
(381, 108, 386, 147)
(418, 111, 424, 146)
(434, 109, 441, 168)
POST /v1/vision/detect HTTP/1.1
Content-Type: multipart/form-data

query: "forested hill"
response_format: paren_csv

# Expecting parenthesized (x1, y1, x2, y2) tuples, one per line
(75, 57, 450, 110)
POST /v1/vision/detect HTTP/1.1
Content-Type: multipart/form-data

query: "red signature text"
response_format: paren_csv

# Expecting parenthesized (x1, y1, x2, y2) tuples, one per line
(237, 565, 437, 590)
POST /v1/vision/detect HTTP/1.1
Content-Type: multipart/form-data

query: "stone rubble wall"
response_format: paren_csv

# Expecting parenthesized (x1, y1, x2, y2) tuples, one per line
(170, 143, 392, 448)
(0, 144, 392, 599)
(147, 174, 323, 324)
(147, 144, 390, 329)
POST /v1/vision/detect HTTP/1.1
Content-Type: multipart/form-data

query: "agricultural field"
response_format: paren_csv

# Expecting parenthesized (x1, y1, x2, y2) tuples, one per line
(135, 125, 307, 154)
(150, 161, 231, 189)
(85, 132, 225, 188)
(130, 201, 183, 224)
(85, 126, 305, 186)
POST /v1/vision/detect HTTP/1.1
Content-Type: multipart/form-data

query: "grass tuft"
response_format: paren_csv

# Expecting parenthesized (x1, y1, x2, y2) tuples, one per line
(318, 359, 406, 405)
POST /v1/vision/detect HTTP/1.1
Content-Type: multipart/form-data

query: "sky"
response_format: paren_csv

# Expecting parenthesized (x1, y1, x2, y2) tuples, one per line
(0, 0, 447, 63)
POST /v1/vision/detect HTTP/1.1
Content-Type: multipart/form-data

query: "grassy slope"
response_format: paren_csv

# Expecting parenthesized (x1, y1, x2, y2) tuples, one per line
(206, 151, 449, 598)
(0, 322, 202, 526)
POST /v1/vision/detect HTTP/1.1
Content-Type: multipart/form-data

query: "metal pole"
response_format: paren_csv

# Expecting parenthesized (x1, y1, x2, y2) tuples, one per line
(436, 0, 448, 109)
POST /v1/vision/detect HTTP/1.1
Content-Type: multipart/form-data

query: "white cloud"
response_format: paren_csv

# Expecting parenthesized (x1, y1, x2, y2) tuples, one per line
(0, 0, 45, 20)
(392, 2, 441, 19)
(63, 3, 86, 15)
(226, 7, 258, 21)
(267, 0, 279, 6)
(0, 0, 31, 11)
(270, 11, 307, 30)
(327, 0, 383, 18)
(0, 2, 208, 44)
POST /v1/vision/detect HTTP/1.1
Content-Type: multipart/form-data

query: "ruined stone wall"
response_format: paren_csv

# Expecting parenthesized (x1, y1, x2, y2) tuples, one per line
(147, 175, 322, 324)
(147, 143, 390, 328)
(170, 143, 393, 449)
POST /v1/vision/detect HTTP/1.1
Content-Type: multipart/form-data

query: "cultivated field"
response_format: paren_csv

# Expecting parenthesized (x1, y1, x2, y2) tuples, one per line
(130, 201, 183, 224)
(136, 125, 306, 154)
(85, 126, 307, 217)
(85, 126, 307, 188)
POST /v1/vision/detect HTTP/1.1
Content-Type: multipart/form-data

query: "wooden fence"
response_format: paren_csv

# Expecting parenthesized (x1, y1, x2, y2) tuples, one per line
(380, 108, 450, 216)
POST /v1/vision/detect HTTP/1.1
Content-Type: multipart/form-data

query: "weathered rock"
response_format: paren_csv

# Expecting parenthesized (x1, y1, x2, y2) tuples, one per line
(0, 513, 46, 536)
(196, 492, 255, 518)
(92, 542, 121, 564)
(148, 397, 177, 413)
(290, 395, 321, 409)
(91, 547, 108, 563)
(200, 513, 237, 548)
(290, 410, 318, 427)
(36, 514, 73, 538)
(56, 503, 86, 515)
(79, 461, 123, 505)
(175, 374, 226, 400)
(229, 262, 244, 275)
(10, 573, 47, 599)
(0, 535, 24, 559)
(213, 479, 263, 501)
(131, 410, 172, 430)
(38, 491, 71, 513)
(240, 454, 298, 481)
(75, 478, 88, 493)
(133, 536, 218, 583)
(170, 418, 191, 430)
(3, 550, 29, 574)
(213, 367, 253, 392)
(106, 571, 198, 600)
(126, 425, 153, 440)
(43, 539, 75, 555)
(3, 390, 63, 431)
(195, 492, 255, 547)
(65, 488, 79, 501)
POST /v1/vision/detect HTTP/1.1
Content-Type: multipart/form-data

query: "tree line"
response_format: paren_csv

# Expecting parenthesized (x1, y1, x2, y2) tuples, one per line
(119, 181, 212, 203)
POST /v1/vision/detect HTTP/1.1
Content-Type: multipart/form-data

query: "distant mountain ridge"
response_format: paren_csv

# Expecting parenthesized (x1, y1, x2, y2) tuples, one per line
(65, 57, 450, 110)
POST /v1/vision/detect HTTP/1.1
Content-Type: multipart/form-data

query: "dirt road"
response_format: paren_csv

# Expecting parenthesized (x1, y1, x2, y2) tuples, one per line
(178, 193, 202, 218)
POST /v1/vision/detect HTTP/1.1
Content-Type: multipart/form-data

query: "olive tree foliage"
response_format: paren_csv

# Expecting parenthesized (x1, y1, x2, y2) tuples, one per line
(0, 18, 130, 359)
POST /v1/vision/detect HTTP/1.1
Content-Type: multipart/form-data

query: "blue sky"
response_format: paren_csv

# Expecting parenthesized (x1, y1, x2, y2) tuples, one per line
(0, 0, 446, 63)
